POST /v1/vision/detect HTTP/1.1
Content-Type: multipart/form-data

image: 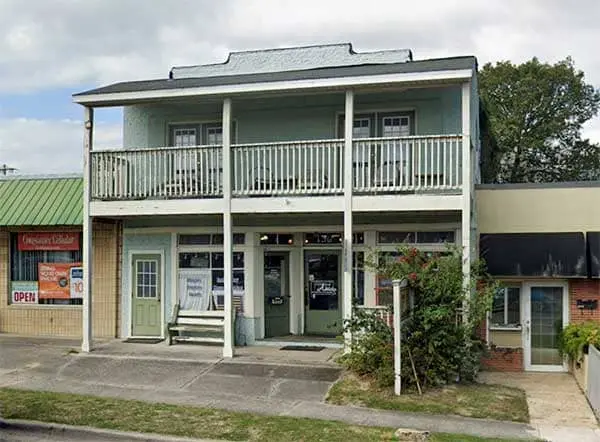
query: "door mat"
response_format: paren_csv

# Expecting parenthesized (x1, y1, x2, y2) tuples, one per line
(123, 338, 163, 344)
(280, 345, 325, 352)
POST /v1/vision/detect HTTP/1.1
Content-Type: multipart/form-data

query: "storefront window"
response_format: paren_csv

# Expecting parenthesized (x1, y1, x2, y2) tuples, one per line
(9, 232, 83, 305)
(260, 233, 294, 245)
(178, 251, 244, 311)
(491, 287, 521, 327)
(178, 234, 245, 246)
(304, 232, 364, 245)
(377, 231, 455, 244)
(353, 252, 365, 305)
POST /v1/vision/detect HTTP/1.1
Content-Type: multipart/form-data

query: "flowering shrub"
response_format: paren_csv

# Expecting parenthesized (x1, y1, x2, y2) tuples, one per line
(341, 245, 497, 391)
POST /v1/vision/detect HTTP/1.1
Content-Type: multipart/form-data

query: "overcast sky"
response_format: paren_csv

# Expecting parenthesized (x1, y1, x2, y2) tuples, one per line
(1, 0, 599, 174)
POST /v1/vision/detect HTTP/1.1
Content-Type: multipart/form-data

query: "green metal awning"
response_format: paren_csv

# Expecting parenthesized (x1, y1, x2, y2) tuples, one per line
(0, 176, 83, 226)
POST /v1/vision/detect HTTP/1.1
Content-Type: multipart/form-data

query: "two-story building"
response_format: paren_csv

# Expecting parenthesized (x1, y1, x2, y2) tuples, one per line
(73, 43, 479, 357)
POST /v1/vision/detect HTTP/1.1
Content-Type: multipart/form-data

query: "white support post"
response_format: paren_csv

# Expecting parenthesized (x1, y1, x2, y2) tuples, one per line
(343, 90, 354, 350)
(222, 97, 234, 358)
(392, 279, 404, 395)
(82, 106, 94, 353)
(461, 81, 471, 322)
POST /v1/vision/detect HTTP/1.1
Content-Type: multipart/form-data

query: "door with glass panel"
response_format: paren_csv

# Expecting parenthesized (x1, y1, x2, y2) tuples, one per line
(304, 251, 342, 336)
(131, 254, 162, 337)
(523, 282, 568, 371)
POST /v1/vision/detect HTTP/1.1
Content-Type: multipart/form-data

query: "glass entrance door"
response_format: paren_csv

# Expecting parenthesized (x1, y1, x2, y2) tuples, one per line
(304, 251, 342, 336)
(264, 253, 290, 338)
(524, 283, 568, 371)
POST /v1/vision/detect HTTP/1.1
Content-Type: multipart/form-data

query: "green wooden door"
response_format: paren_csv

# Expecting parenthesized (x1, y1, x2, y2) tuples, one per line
(304, 252, 342, 336)
(131, 254, 162, 337)
(264, 253, 290, 338)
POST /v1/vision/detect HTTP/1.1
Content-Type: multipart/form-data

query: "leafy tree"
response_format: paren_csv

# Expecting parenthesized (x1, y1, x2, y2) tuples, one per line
(479, 57, 600, 183)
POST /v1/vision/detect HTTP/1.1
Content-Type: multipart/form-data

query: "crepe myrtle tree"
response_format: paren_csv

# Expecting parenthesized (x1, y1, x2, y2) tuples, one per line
(341, 245, 497, 390)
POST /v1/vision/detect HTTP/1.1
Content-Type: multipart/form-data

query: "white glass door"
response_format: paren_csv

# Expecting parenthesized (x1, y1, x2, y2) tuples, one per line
(523, 282, 568, 372)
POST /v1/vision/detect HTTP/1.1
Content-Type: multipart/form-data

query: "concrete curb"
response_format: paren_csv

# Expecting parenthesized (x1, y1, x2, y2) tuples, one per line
(0, 419, 223, 442)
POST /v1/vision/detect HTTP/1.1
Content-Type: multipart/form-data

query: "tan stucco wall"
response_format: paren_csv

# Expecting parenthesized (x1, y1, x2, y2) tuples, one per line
(0, 223, 120, 338)
(489, 329, 522, 347)
(476, 186, 600, 233)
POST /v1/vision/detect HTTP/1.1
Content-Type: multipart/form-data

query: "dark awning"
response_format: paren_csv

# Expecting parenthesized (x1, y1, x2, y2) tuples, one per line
(480, 233, 587, 278)
(587, 232, 600, 278)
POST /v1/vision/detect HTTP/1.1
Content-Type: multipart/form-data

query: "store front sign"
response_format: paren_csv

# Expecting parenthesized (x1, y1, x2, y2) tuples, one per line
(18, 232, 80, 251)
(39, 262, 82, 299)
(11, 281, 39, 304)
(309, 280, 337, 299)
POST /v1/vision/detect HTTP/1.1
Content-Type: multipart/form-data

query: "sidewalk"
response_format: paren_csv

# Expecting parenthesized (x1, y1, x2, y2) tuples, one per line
(0, 336, 596, 441)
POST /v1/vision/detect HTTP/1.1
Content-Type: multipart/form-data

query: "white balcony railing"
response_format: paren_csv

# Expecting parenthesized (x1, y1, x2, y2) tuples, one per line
(91, 145, 222, 200)
(90, 135, 463, 201)
(352, 135, 462, 193)
(232, 139, 344, 196)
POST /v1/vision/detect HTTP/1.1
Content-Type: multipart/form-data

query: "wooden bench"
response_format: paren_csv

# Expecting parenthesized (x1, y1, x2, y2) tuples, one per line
(167, 302, 227, 345)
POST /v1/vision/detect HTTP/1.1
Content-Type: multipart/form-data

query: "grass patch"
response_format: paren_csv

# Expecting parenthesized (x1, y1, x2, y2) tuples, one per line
(327, 373, 529, 423)
(0, 388, 532, 442)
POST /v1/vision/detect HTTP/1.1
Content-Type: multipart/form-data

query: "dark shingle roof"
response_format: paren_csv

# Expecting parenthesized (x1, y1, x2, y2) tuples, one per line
(73, 56, 476, 98)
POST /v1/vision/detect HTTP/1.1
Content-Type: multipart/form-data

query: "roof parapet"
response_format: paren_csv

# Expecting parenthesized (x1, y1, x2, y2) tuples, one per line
(170, 43, 413, 80)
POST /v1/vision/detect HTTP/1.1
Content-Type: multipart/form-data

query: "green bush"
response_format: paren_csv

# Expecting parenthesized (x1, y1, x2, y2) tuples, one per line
(341, 246, 497, 391)
(558, 322, 600, 361)
(338, 308, 394, 387)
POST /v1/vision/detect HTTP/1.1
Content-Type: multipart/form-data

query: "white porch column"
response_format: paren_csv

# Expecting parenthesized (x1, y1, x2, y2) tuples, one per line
(82, 106, 94, 353)
(343, 90, 354, 349)
(222, 97, 234, 358)
(461, 81, 472, 320)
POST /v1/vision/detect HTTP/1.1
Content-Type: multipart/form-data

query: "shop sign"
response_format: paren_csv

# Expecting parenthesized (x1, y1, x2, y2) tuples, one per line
(18, 232, 80, 251)
(38, 262, 82, 299)
(309, 280, 337, 299)
(11, 281, 39, 304)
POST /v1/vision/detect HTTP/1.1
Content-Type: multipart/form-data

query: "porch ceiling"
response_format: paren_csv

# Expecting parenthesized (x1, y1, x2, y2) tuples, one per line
(120, 211, 460, 230)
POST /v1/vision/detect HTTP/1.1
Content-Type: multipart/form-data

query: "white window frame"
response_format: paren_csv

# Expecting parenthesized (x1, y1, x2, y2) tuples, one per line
(170, 125, 200, 147)
(490, 286, 522, 330)
(382, 115, 411, 137)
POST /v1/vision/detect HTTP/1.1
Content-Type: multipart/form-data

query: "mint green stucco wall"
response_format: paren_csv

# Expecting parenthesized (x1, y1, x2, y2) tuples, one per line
(121, 233, 173, 338)
(122, 86, 463, 148)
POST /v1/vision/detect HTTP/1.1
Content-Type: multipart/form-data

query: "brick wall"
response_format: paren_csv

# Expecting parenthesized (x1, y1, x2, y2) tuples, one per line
(569, 279, 600, 324)
(481, 347, 523, 371)
(0, 223, 121, 338)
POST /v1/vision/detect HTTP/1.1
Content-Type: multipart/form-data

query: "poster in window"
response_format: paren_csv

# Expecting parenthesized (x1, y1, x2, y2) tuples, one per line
(38, 263, 81, 299)
(11, 281, 39, 304)
(178, 269, 211, 310)
(69, 267, 83, 299)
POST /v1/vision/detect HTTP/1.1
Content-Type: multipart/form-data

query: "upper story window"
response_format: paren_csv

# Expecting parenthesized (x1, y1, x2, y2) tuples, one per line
(339, 112, 414, 138)
(206, 124, 223, 146)
(382, 116, 411, 137)
(353, 118, 371, 139)
(169, 123, 227, 147)
(172, 126, 199, 147)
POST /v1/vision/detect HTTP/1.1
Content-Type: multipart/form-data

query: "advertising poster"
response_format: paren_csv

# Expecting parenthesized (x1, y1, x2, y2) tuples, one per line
(69, 267, 84, 299)
(178, 269, 211, 310)
(11, 281, 39, 304)
(18, 232, 80, 251)
(38, 263, 81, 299)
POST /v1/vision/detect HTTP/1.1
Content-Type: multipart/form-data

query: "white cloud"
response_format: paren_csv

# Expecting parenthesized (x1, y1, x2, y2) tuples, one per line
(0, 0, 599, 160)
(0, 117, 121, 174)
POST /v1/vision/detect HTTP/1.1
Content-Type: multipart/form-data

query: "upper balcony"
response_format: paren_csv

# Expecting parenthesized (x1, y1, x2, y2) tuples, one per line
(75, 45, 478, 215)
(91, 134, 464, 201)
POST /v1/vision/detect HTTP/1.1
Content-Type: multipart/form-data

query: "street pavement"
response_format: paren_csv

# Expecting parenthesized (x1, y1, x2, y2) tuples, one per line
(0, 336, 596, 441)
